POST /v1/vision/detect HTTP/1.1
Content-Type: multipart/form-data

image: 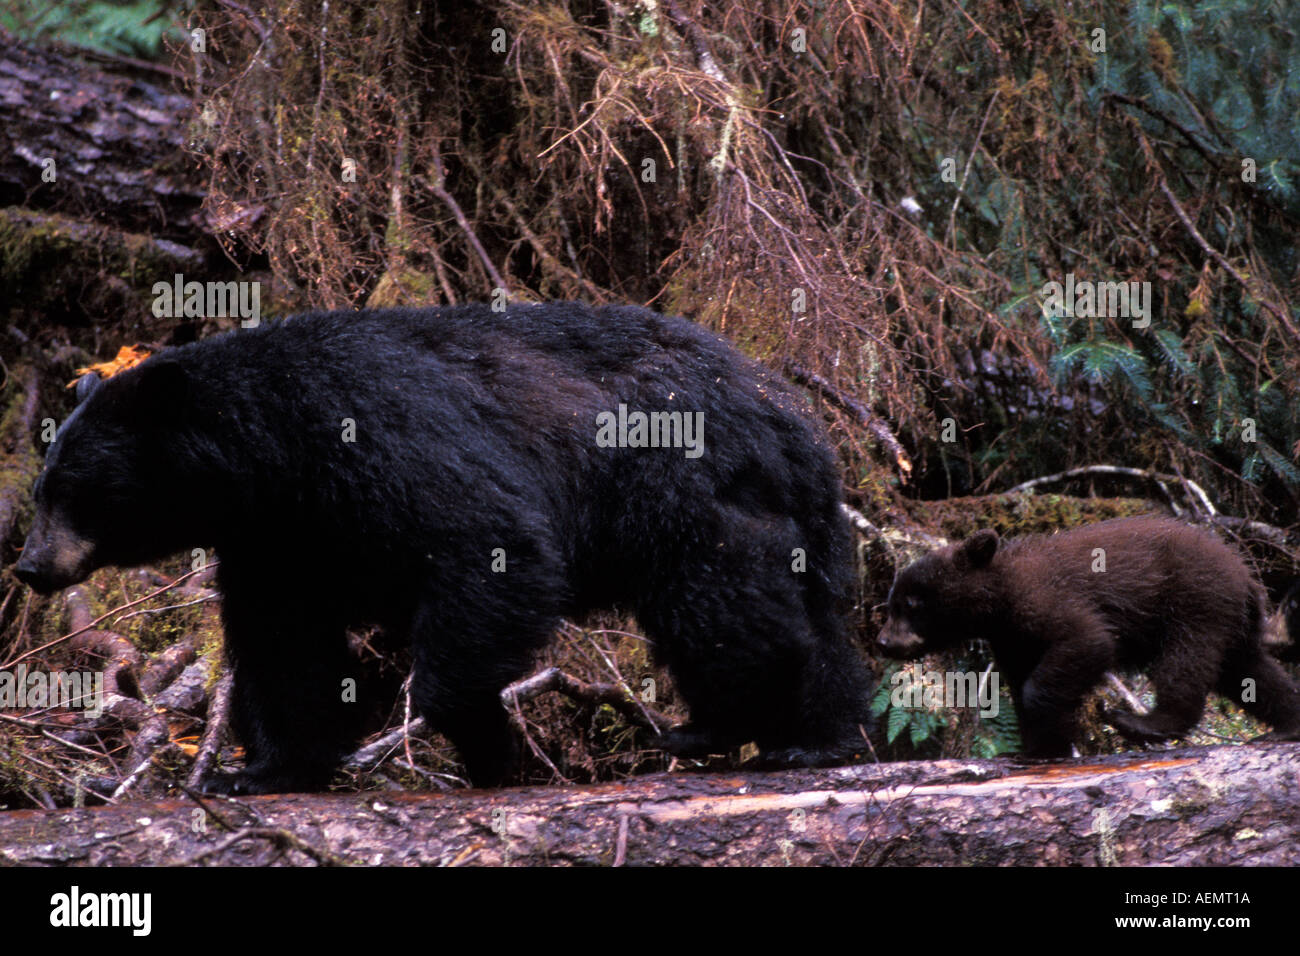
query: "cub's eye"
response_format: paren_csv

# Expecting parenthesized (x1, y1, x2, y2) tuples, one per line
(904, 595, 923, 612)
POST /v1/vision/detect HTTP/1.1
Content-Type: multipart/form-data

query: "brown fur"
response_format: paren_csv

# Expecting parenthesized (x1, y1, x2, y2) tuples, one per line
(879, 516, 1300, 756)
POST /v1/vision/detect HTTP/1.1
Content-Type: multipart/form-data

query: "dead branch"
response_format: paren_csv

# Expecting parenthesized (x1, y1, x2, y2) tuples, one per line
(1104, 673, 1146, 715)
(786, 363, 913, 480)
(429, 144, 508, 294)
(187, 671, 234, 790)
(1007, 465, 1217, 517)
(501, 666, 668, 734)
(344, 714, 427, 772)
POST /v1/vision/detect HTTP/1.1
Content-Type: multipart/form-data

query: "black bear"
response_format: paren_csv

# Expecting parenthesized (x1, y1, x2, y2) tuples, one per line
(16, 303, 872, 792)
(878, 515, 1300, 756)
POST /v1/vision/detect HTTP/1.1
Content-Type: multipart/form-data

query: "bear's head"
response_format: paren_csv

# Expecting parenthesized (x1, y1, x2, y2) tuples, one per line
(15, 359, 195, 594)
(877, 529, 1001, 658)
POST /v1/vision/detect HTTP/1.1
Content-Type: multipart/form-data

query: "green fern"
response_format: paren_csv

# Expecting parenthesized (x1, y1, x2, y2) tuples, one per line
(885, 701, 911, 745)
(1, 0, 184, 60)
(1255, 440, 1300, 485)
(1051, 339, 1153, 400)
(1151, 328, 1197, 376)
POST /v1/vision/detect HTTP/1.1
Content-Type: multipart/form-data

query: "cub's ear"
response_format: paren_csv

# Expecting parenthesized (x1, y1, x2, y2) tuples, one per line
(957, 528, 999, 568)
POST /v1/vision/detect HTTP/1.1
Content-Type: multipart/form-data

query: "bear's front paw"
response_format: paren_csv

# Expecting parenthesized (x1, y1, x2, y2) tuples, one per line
(199, 766, 325, 796)
(655, 726, 730, 758)
(760, 743, 863, 770)
(198, 770, 264, 796)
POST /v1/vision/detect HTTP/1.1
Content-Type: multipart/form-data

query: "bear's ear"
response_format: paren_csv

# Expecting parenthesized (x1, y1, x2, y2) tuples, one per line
(134, 358, 190, 410)
(74, 372, 103, 404)
(957, 528, 999, 568)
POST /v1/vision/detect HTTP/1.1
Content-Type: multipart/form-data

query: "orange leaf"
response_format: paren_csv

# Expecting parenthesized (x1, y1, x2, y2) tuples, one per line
(67, 344, 153, 389)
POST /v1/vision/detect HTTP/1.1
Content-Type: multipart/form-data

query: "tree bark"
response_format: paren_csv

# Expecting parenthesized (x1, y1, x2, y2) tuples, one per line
(1, 744, 1296, 866)
(0, 35, 204, 238)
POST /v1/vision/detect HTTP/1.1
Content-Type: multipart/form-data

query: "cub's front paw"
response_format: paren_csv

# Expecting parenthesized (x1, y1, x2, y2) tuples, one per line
(1102, 708, 1174, 745)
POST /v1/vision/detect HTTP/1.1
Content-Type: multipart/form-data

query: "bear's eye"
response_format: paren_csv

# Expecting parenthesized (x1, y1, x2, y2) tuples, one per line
(904, 595, 924, 612)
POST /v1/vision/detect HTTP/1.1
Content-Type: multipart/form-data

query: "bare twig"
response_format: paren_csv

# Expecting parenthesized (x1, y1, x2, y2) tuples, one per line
(429, 145, 509, 294)
(500, 666, 669, 733)
(113, 593, 218, 622)
(1105, 673, 1146, 714)
(345, 715, 428, 771)
(945, 89, 999, 246)
(786, 363, 912, 480)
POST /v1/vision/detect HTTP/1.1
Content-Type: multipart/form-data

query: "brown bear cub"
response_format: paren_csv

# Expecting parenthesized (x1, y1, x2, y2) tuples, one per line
(879, 515, 1300, 757)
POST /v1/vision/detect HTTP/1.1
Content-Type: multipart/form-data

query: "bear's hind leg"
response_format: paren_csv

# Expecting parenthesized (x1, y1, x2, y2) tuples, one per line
(1218, 643, 1300, 741)
(1106, 626, 1219, 745)
(637, 529, 867, 767)
(408, 599, 556, 787)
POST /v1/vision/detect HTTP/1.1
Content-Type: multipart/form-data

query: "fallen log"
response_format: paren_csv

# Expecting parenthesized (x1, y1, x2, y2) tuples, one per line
(1, 743, 1297, 866)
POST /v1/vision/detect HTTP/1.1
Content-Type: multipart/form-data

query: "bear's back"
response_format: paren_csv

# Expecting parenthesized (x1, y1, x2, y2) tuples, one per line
(998, 516, 1260, 661)
(172, 303, 799, 426)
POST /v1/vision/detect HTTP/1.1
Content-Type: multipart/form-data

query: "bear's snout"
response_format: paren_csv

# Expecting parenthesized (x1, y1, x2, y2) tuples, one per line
(14, 513, 97, 594)
(13, 553, 57, 594)
(878, 618, 926, 658)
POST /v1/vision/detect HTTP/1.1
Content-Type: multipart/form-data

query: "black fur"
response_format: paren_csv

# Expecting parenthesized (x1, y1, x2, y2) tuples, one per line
(17, 303, 872, 791)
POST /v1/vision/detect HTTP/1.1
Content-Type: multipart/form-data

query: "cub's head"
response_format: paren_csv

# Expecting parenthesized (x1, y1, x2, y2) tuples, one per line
(877, 529, 1001, 659)
(15, 360, 192, 594)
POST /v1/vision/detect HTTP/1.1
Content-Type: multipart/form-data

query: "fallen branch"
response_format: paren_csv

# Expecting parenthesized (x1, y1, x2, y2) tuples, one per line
(501, 665, 668, 734)
(1104, 673, 1146, 715)
(187, 671, 234, 790)
(344, 663, 670, 781)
